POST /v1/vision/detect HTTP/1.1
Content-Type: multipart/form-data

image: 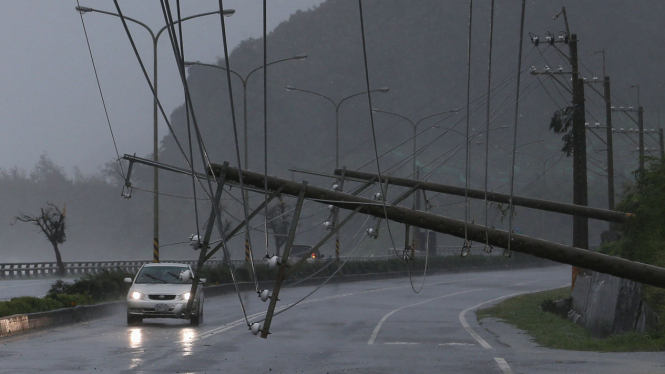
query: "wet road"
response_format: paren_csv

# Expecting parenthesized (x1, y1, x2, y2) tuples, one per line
(2, 266, 664, 373)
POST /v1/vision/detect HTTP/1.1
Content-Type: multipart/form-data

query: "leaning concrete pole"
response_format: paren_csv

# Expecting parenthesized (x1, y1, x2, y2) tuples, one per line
(333, 169, 630, 223)
(209, 163, 665, 289)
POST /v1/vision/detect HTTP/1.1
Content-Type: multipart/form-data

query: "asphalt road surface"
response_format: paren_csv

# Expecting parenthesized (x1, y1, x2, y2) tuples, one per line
(2, 266, 664, 373)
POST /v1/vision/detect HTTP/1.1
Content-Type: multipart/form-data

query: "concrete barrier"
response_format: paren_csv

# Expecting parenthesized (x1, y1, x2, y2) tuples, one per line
(0, 301, 125, 339)
(569, 269, 659, 337)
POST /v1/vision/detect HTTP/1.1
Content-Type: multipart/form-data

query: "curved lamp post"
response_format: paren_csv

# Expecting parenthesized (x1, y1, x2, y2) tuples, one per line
(370, 108, 460, 180)
(285, 86, 390, 260)
(75, 6, 234, 262)
(369, 108, 459, 252)
(284, 86, 389, 169)
(184, 55, 308, 170)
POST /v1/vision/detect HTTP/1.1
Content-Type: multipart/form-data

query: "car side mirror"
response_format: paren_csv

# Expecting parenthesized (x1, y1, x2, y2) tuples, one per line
(124, 277, 132, 284)
(180, 270, 192, 283)
(199, 278, 206, 284)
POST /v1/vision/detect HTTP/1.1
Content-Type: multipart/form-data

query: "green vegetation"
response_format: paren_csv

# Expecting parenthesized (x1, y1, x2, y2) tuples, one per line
(0, 269, 132, 318)
(477, 287, 665, 352)
(47, 269, 133, 302)
(599, 157, 665, 316)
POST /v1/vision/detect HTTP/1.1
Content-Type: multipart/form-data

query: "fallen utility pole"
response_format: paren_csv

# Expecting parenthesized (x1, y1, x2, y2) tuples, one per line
(333, 169, 630, 223)
(208, 162, 665, 289)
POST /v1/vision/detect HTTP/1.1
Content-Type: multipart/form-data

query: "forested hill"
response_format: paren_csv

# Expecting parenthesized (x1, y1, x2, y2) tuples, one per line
(162, 0, 663, 183)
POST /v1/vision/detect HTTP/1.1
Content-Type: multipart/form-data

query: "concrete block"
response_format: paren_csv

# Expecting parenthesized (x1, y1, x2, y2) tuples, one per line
(612, 278, 642, 334)
(570, 269, 659, 337)
(570, 271, 592, 326)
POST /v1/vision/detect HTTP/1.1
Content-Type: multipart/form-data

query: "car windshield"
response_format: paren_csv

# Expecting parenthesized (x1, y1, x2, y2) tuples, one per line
(135, 266, 191, 284)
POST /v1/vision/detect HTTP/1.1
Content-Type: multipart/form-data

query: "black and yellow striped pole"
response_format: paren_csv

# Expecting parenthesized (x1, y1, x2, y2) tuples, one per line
(335, 238, 340, 261)
(244, 235, 251, 262)
(153, 238, 159, 263)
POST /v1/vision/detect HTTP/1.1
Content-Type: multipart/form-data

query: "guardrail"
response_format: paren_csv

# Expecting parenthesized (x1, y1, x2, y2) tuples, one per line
(0, 246, 500, 279)
(0, 260, 215, 279)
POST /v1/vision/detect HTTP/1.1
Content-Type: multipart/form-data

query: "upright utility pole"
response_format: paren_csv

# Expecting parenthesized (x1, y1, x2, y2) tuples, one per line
(658, 128, 665, 160)
(639, 106, 645, 172)
(412, 167, 421, 250)
(570, 34, 589, 255)
(604, 76, 615, 210)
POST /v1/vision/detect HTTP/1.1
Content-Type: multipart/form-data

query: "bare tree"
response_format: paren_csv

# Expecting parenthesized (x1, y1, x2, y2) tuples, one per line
(13, 203, 67, 276)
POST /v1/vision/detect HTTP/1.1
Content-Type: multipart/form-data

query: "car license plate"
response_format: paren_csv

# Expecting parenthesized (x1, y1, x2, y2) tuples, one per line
(155, 303, 170, 312)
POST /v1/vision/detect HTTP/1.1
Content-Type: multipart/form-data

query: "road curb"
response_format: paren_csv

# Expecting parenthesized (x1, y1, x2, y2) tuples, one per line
(0, 261, 556, 339)
(0, 301, 125, 339)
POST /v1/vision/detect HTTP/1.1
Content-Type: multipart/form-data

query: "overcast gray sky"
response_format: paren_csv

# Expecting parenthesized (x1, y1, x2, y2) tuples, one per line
(0, 0, 324, 175)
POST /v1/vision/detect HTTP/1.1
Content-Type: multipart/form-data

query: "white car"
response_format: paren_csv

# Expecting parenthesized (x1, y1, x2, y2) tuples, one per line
(124, 263, 205, 326)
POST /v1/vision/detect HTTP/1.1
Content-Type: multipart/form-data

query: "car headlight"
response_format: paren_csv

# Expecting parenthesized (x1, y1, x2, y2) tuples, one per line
(179, 292, 191, 300)
(131, 291, 145, 300)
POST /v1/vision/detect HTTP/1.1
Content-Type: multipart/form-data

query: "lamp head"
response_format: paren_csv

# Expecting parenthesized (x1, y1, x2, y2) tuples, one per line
(222, 9, 235, 17)
(293, 54, 308, 60)
(285, 85, 297, 91)
(75, 6, 93, 14)
(376, 87, 390, 93)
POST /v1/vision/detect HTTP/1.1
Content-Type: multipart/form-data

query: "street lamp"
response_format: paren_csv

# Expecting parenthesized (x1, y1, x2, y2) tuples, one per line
(284, 86, 389, 169)
(285, 86, 390, 260)
(370, 108, 459, 180)
(184, 54, 308, 171)
(370, 108, 459, 253)
(76, 6, 234, 262)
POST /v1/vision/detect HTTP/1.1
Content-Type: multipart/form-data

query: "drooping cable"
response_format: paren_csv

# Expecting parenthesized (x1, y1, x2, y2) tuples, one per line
(216, 0, 260, 295)
(263, 0, 270, 258)
(357, 0, 401, 262)
(162, 1, 254, 325)
(76, 0, 124, 178)
(268, 226, 368, 319)
(506, 0, 528, 257)
(162, 0, 251, 323)
(175, 1, 201, 246)
(462, 0, 474, 249)
(407, 189, 431, 294)
(483, 0, 495, 252)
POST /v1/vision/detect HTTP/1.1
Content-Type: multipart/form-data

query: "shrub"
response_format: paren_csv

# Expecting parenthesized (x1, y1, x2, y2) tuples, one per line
(47, 268, 133, 302)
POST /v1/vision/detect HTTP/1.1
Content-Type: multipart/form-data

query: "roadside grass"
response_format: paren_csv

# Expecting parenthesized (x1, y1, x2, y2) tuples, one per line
(477, 287, 665, 352)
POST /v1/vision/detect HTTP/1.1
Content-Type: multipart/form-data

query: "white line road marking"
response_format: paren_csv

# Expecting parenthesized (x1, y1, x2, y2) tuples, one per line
(494, 357, 515, 374)
(367, 289, 483, 345)
(438, 342, 475, 346)
(384, 342, 419, 345)
(513, 280, 539, 286)
(192, 277, 477, 342)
